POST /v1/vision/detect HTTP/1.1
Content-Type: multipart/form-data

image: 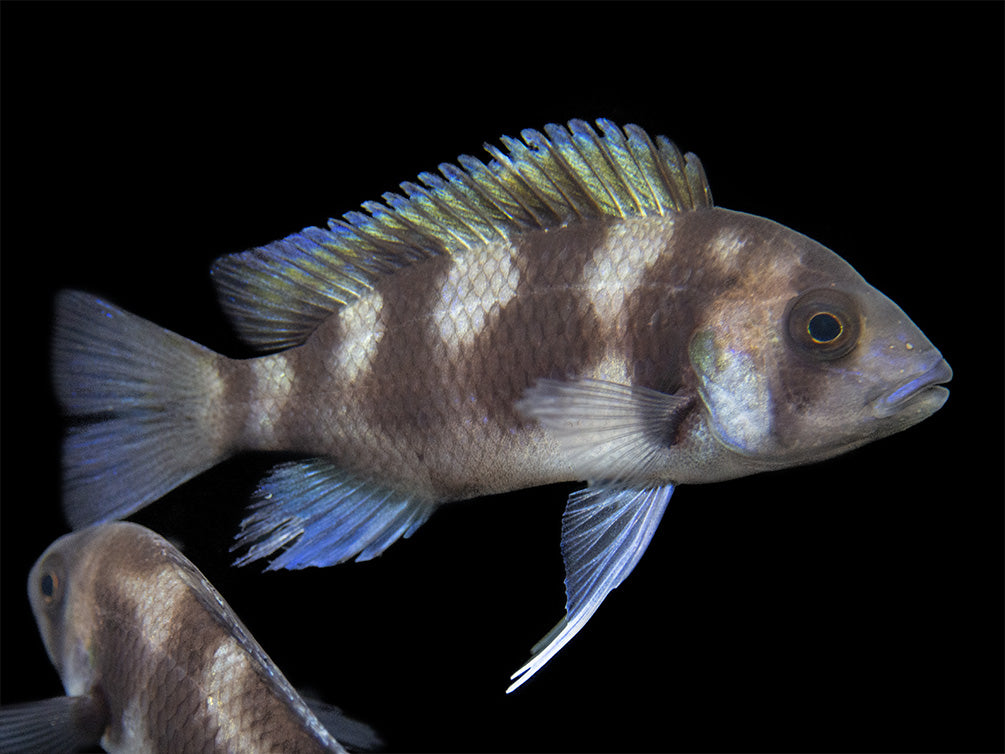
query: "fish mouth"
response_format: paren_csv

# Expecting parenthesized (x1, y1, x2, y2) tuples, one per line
(872, 357, 953, 419)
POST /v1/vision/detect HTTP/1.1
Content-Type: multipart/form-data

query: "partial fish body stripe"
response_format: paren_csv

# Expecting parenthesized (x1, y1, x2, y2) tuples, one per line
(131, 569, 188, 657)
(248, 354, 295, 448)
(108, 553, 240, 750)
(431, 241, 520, 356)
(582, 218, 674, 329)
(332, 290, 385, 385)
(709, 226, 750, 267)
(580, 217, 674, 385)
(206, 642, 253, 750)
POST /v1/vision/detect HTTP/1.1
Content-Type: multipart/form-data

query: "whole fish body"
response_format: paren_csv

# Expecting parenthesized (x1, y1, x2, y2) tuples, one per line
(52, 119, 952, 691)
(0, 522, 378, 753)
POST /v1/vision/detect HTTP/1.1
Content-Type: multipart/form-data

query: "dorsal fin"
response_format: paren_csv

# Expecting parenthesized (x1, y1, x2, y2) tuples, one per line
(212, 119, 713, 351)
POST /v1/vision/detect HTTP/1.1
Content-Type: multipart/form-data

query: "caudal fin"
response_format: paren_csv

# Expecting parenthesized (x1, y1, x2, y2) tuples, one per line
(52, 291, 232, 529)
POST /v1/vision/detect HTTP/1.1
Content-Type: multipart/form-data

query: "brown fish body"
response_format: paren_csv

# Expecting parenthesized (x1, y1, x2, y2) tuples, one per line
(221, 213, 744, 498)
(14, 523, 359, 753)
(51, 120, 951, 690)
(223, 207, 916, 497)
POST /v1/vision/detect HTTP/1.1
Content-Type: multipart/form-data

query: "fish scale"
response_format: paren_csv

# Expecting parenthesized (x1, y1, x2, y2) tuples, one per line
(49, 120, 950, 691)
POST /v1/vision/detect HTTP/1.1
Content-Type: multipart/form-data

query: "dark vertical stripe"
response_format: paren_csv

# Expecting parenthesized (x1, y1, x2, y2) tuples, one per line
(468, 222, 612, 428)
(86, 526, 329, 752)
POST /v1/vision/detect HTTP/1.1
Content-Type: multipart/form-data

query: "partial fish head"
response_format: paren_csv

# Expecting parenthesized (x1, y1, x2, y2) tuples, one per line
(687, 209, 951, 469)
(27, 527, 106, 698)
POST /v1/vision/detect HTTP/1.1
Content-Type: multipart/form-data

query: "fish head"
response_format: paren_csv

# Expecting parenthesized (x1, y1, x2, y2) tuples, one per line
(687, 210, 951, 470)
(28, 526, 109, 697)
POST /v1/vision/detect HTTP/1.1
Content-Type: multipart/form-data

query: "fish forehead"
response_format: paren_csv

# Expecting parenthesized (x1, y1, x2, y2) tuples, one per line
(670, 209, 819, 287)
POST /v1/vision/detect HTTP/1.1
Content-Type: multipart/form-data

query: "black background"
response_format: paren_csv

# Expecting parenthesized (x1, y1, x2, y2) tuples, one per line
(2, 3, 1002, 752)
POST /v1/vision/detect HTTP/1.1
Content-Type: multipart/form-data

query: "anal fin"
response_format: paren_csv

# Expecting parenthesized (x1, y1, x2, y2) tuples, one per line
(232, 459, 435, 570)
(507, 483, 674, 692)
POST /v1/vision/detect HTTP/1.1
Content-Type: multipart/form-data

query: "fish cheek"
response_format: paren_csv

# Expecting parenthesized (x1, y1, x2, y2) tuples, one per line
(688, 328, 774, 456)
(765, 331, 886, 462)
(770, 291, 868, 451)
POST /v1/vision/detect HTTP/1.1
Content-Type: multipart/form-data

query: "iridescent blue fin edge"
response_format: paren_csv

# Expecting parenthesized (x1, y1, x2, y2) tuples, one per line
(507, 483, 674, 692)
(232, 459, 436, 570)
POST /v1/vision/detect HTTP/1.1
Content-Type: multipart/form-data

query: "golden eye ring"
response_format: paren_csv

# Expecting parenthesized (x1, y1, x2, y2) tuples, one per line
(807, 311, 843, 343)
(786, 289, 860, 360)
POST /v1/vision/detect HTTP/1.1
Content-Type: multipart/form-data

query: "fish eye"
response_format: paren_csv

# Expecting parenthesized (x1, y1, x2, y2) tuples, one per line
(786, 289, 860, 360)
(37, 562, 63, 605)
(807, 312, 842, 343)
(40, 572, 57, 599)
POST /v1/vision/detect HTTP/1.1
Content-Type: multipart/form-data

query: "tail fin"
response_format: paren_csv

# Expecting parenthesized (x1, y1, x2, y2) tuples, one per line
(52, 291, 232, 529)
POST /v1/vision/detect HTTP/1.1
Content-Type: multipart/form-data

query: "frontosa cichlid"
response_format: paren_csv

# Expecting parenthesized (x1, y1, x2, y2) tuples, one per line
(52, 119, 952, 691)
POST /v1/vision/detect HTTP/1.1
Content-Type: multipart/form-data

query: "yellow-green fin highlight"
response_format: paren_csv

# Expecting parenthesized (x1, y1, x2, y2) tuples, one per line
(211, 119, 713, 351)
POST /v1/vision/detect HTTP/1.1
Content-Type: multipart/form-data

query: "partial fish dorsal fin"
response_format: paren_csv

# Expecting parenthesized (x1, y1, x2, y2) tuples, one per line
(212, 119, 713, 351)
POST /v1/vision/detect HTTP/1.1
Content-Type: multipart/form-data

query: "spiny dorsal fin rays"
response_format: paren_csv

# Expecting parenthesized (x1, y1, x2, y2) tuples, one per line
(664, 134, 713, 209)
(484, 140, 566, 229)
(533, 125, 610, 219)
(432, 163, 521, 243)
(415, 171, 495, 247)
(212, 119, 713, 351)
(585, 118, 654, 217)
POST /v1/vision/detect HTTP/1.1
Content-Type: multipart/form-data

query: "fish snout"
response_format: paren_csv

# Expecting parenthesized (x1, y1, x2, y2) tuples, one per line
(871, 356, 952, 419)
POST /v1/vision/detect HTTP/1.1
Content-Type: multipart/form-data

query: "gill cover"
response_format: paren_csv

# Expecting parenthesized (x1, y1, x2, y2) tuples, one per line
(689, 329, 773, 455)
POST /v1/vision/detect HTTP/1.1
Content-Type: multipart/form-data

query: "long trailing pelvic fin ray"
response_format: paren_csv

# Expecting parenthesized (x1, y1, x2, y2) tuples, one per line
(507, 483, 675, 692)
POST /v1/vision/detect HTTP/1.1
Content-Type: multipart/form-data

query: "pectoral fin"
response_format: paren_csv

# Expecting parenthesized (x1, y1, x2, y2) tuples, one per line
(507, 482, 674, 692)
(0, 695, 108, 753)
(516, 378, 692, 485)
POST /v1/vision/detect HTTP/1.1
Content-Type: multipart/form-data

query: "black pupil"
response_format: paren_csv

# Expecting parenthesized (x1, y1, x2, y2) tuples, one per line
(808, 312, 842, 343)
(41, 572, 55, 598)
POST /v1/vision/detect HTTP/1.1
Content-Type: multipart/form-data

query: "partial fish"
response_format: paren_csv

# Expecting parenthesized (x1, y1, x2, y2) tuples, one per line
(0, 523, 379, 753)
(51, 119, 952, 691)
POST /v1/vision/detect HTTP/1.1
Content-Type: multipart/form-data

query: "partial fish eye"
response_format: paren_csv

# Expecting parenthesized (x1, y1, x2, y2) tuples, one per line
(40, 572, 57, 599)
(37, 563, 63, 605)
(786, 289, 860, 360)
(807, 312, 842, 343)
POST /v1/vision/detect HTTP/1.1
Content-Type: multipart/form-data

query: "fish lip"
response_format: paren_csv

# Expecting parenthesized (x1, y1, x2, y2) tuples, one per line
(872, 357, 953, 418)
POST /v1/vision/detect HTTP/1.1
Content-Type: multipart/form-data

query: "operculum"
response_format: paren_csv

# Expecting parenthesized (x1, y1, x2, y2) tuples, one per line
(688, 328, 774, 456)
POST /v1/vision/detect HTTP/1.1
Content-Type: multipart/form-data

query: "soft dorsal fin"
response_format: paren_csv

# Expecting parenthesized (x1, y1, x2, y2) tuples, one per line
(211, 119, 713, 351)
